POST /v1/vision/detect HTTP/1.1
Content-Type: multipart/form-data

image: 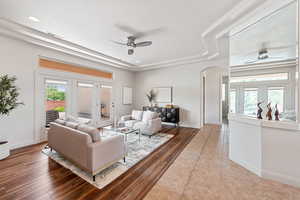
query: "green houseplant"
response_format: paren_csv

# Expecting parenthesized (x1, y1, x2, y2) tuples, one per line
(0, 75, 23, 115)
(0, 75, 23, 160)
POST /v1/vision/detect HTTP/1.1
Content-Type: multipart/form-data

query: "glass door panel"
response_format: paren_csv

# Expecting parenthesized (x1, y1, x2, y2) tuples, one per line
(100, 85, 112, 121)
(77, 82, 94, 121)
(45, 79, 67, 126)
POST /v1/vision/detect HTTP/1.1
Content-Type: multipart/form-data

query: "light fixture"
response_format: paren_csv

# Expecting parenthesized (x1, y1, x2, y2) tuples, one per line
(28, 16, 40, 22)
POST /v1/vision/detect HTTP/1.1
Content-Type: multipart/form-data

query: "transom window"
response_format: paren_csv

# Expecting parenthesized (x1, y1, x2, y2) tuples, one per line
(230, 89, 236, 113)
(244, 88, 258, 116)
(268, 87, 284, 113)
(230, 73, 288, 83)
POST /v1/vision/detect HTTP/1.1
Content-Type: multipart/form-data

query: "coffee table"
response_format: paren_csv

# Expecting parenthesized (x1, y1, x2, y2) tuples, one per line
(104, 126, 141, 142)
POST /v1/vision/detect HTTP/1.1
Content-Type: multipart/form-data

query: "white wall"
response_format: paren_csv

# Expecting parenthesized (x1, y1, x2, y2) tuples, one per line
(229, 118, 262, 176)
(203, 67, 227, 124)
(134, 60, 228, 128)
(262, 126, 300, 187)
(0, 35, 135, 149)
(229, 114, 300, 187)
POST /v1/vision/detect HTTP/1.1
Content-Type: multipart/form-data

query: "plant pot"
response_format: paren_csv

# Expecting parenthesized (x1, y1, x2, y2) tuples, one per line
(0, 141, 9, 160)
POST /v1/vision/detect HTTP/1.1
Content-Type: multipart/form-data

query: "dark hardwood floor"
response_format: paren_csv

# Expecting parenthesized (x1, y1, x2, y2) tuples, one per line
(0, 126, 198, 200)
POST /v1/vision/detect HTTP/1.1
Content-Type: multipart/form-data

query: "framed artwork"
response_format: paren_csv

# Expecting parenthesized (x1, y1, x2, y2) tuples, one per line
(123, 87, 133, 105)
(155, 87, 172, 103)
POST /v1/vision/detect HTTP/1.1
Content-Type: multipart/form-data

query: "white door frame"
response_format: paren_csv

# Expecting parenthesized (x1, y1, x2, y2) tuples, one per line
(34, 68, 113, 143)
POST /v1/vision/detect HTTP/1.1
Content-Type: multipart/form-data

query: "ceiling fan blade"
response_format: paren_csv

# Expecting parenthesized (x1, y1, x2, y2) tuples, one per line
(115, 23, 165, 39)
(115, 24, 145, 38)
(111, 40, 127, 46)
(135, 41, 152, 47)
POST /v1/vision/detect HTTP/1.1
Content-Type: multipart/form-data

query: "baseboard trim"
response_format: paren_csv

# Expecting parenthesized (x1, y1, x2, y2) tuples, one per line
(262, 170, 300, 188)
(229, 156, 261, 177)
(10, 139, 36, 150)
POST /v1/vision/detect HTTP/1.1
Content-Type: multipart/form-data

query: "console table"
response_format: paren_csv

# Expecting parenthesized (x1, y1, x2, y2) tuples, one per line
(143, 106, 180, 126)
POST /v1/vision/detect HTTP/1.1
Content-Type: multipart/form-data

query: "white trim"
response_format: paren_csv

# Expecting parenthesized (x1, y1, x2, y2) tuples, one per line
(231, 59, 297, 72)
(0, 18, 136, 70)
(229, 0, 297, 37)
(0, 0, 272, 71)
(229, 157, 262, 177)
(0, 0, 294, 71)
(262, 170, 300, 188)
(10, 139, 36, 150)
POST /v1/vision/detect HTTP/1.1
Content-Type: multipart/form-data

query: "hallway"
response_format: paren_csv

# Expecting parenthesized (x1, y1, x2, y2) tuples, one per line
(144, 125, 300, 200)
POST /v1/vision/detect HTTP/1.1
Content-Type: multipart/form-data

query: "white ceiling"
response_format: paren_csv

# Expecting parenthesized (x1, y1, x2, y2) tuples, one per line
(230, 2, 298, 66)
(1, 0, 290, 70)
(0, 0, 250, 68)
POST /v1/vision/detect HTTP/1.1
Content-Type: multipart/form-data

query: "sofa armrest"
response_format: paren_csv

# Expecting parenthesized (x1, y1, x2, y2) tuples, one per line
(134, 118, 162, 136)
(120, 115, 132, 121)
(148, 118, 162, 132)
(87, 135, 126, 173)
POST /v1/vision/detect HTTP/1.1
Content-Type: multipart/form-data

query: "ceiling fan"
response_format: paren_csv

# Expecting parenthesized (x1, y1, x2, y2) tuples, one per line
(113, 36, 152, 55)
(112, 24, 164, 55)
(244, 43, 294, 64)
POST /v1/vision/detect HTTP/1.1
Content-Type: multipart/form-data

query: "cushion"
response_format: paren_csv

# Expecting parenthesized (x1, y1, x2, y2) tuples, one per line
(66, 115, 79, 123)
(142, 111, 157, 122)
(124, 120, 138, 128)
(132, 110, 143, 121)
(65, 121, 79, 129)
(54, 119, 66, 125)
(77, 124, 101, 142)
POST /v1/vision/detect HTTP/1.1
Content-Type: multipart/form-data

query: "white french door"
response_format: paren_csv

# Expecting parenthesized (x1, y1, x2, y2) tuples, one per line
(74, 81, 113, 127)
(36, 70, 114, 142)
(95, 84, 113, 127)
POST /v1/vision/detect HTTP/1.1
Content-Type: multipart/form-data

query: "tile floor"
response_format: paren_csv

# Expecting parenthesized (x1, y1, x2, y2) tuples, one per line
(143, 125, 300, 200)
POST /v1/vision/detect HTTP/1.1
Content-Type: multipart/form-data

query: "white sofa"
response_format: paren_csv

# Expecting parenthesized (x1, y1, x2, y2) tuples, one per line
(120, 110, 162, 137)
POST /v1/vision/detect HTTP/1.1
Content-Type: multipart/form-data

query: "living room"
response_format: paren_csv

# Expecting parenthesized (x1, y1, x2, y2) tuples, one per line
(1, 0, 300, 199)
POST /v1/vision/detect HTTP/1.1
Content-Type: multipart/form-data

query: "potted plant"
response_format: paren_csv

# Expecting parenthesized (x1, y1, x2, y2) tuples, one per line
(146, 89, 156, 107)
(0, 75, 23, 160)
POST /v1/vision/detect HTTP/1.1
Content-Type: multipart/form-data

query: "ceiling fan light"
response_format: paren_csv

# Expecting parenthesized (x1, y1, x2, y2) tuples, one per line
(128, 49, 134, 55)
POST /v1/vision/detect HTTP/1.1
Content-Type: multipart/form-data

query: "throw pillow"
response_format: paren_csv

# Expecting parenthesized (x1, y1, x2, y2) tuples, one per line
(54, 119, 66, 125)
(65, 121, 79, 129)
(132, 110, 143, 121)
(77, 124, 101, 142)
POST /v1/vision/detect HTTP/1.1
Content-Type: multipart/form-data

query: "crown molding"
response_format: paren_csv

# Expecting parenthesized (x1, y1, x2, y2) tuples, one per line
(229, 0, 296, 37)
(0, 0, 291, 72)
(0, 18, 140, 71)
(230, 59, 297, 72)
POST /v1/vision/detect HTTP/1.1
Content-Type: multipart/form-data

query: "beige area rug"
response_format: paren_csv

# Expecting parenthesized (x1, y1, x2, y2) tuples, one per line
(42, 131, 174, 189)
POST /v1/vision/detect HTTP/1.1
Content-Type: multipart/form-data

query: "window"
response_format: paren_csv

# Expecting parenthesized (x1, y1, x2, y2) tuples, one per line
(230, 73, 288, 83)
(100, 85, 112, 120)
(77, 82, 94, 120)
(244, 88, 258, 116)
(230, 90, 236, 113)
(222, 84, 226, 102)
(45, 79, 67, 121)
(268, 87, 284, 113)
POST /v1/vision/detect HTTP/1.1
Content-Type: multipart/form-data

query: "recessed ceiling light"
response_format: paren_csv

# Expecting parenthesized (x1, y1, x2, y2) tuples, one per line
(28, 16, 40, 22)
